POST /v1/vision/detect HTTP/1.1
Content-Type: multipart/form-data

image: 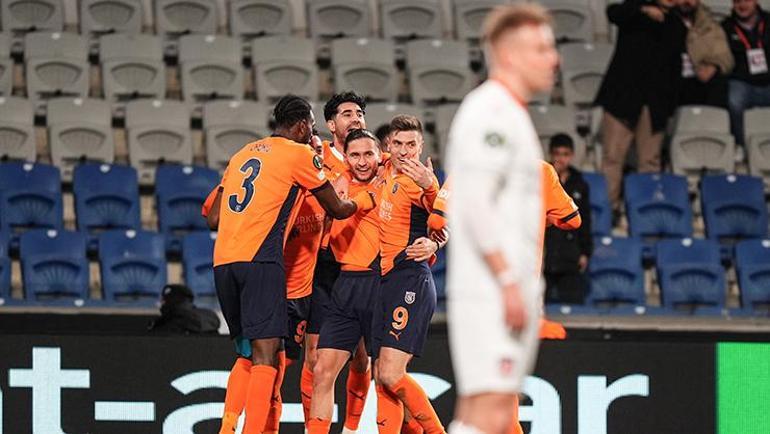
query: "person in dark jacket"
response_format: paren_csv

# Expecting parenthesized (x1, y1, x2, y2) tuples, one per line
(148, 284, 221, 334)
(595, 0, 687, 210)
(721, 0, 770, 148)
(544, 134, 593, 304)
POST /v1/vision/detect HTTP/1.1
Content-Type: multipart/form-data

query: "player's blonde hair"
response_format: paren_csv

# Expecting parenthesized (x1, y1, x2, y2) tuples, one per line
(481, 3, 553, 47)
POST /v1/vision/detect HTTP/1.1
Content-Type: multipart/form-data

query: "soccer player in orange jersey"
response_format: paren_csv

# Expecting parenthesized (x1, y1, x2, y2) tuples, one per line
(306, 128, 384, 434)
(214, 95, 371, 434)
(372, 115, 445, 434)
(303, 92, 373, 434)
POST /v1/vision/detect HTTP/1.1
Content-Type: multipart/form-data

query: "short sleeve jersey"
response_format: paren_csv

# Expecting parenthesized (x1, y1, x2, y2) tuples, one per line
(214, 136, 328, 267)
(379, 162, 440, 275)
(284, 192, 326, 299)
(541, 161, 580, 231)
(330, 178, 384, 272)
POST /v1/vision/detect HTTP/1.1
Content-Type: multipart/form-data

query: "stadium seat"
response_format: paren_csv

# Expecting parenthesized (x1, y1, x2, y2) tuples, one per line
(364, 103, 423, 133)
(701, 174, 768, 242)
(311, 101, 333, 142)
(154, 0, 218, 41)
(182, 231, 216, 300)
(80, 0, 143, 38)
(73, 163, 141, 242)
(735, 239, 770, 315)
(434, 103, 460, 155)
(229, 0, 292, 41)
(453, 0, 507, 42)
(331, 38, 398, 101)
(100, 33, 165, 102)
(47, 97, 114, 181)
(528, 104, 586, 167)
(379, 0, 442, 41)
(2, 0, 63, 34)
(203, 99, 269, 171)
(99, 229, 167, 304)
(24, 31, 89, 103)
(178, 34, 244, 103)
(657, 238, 726, 313)
(0, 161, 63, 232)
(0, 96, 36, 162)
(670, 105, 735, 178)
(252, 36, 319, 102)
(624, 173, 693, 239)
(0, 231, 9, 304)
(125, 99, 193, 184)
(308, 0, 372, 39)
(581, 172, 612, 236)
(541, 0, 593, 42)
(20, 229, 89, 304)
(0, 33, 12, 97)
(155, 164, 219, 252)
(744, 108, 770, 183)
(558, 42, 613, 107)
(406, 39, 474, 104)
(587, 236, 645, 309)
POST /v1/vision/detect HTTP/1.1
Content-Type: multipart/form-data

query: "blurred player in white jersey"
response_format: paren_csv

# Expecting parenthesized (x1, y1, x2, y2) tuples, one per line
(445, 5, 559, 434)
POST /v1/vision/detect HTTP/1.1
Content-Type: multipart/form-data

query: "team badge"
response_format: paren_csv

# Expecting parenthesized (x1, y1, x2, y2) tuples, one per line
(484, 132, 505, 148)
(392, 183, 400, 194)
(405, 291, 416, 305)
(313, 154, 323, 170)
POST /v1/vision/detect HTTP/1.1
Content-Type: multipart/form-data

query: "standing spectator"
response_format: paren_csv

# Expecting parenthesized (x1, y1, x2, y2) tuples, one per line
(148, 284, 221, 334)
(595, 0, 687, 211)
(544, 134, 593, 304)
(677, 0, 734, 107)
(722, 0, 770, 150)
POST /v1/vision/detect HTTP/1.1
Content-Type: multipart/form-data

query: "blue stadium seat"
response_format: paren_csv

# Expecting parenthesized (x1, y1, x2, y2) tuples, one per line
(587, 236, 645, 310)
(656, 238, 726, 314)
(701, 174, 768, 241)
(0, 162, 63, 233)
(99, 229, 167, 304)
(155, 165, 220, 253)
(582, 172, 612, 236)
(182, 231, 216, 300)
(20, 229, 89, 305)
(0, 231, 9, 304)
(73, 163, 141, 250)
(624, 173, 693, 239)
(735, 239, 770, 316)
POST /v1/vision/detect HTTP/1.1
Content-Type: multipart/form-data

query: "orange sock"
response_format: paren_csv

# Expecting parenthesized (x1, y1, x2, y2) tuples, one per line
(388, 375, 445, 434)
(301, 363, 314, 424)
(344, 367, 371, 431)
(264, 351, 287, 433)
(376, 385, 404, 434)
(243, 365, 277, 434)
(307, 417, 332, 434)
(220, 357, 251, 433)
(402, 416, 425, 434)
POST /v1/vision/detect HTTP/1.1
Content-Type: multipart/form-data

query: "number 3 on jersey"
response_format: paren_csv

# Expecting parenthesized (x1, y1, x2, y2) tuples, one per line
(229, 158, 262, 213)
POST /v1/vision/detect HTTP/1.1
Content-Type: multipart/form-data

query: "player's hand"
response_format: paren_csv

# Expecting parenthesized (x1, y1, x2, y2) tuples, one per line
(406, 237, 438, 262)
(332, 175, 349, 199)
(429, 228, 449, 246)
(641, 5, 664, 22)
(503, 284, 527, 332)
(401, 158, 434, 189)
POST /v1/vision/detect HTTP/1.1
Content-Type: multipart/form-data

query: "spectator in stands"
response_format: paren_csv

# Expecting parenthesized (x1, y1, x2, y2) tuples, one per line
(595, 0, 687, 211)
(544, 134, 593, 304)
(677, 0, 734, 108)
(148, 284, 220, 334)
(722, 0, 770, 150)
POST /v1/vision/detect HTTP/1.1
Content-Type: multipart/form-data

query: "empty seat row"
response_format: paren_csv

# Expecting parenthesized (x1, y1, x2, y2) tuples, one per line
(0, 228, 216, 306)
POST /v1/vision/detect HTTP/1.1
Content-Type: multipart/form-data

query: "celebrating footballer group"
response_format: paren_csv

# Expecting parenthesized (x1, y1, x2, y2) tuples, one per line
(205, 4, 569, 434)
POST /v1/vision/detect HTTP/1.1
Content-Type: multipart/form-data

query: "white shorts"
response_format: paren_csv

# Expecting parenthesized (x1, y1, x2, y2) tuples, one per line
(447, 292, 540, 397)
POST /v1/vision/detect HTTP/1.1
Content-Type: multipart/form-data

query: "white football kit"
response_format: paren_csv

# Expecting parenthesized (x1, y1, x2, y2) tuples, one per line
(446, 80, 544, 395)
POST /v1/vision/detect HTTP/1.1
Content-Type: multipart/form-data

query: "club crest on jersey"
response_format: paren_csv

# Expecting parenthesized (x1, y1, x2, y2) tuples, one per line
(484, 132, 505, 148)
(392, 183, 400, 194)
(405, 291, 416, 304)
(313, 154, 323, 170)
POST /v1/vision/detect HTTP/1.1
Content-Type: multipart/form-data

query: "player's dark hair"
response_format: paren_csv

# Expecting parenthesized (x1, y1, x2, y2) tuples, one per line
(549, 133, 574, 152)
(374, 124, 391, 143)
(273, 94, 312, 129)
(344, 128, 380, 153)
(324, 91, 367, 122)
(389, 114, 423, 135)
